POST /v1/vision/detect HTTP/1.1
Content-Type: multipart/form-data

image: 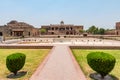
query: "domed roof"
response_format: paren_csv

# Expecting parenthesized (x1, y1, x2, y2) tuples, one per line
(8, 20, 18, 24)
(7, 20, 34, 28)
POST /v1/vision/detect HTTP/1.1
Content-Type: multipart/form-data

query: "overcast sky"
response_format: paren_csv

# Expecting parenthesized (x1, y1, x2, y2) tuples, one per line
(0, 0, 120, 29)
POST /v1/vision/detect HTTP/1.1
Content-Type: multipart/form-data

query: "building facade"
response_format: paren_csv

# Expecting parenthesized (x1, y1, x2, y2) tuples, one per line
(116, 22, 120, 35)
(105, 29, 116, 35)
(41, 21, 83, 35)
(104, 22, 120, 35)
(0, 20, 39, 37)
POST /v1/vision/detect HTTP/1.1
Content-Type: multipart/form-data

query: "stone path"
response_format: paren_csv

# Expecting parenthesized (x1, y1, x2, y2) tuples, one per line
(30, 45, 86, 80)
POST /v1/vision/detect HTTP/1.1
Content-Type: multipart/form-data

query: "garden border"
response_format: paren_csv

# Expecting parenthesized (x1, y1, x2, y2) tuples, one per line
(67, 46, 87, 80)
(0, 45, 53, 49)
(70, 46, 120, 49)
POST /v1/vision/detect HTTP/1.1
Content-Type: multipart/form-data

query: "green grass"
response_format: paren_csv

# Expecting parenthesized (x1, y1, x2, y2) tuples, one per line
(72, 49, 120, 80)
(0, 49, 50, 80)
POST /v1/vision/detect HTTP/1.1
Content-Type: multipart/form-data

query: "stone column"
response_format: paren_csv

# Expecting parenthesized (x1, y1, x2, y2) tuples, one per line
(12, 31, 14, 36)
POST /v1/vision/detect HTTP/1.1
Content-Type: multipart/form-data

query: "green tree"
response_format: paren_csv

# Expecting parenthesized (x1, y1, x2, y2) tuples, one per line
(87, 25, 97, 34)
(94, 27, 99, 34)
(79, 29, 85, 33)
(98, 28, 105, 35)
(87, 26, 105, 35)
(40, 28, 47, 34)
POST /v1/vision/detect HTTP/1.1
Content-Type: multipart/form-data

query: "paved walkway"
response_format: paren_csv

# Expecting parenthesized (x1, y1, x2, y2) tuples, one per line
(30, 45, 86, 80)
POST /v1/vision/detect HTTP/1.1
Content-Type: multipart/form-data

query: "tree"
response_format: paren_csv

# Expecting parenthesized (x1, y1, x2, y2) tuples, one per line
(94, 27, 99, 34)
(98, 28, 105, 35)
(40, 28, 47, 34)
(79, 29, 85, 33)
(87, 26, 105, 35)
(87, 25, 97, 34)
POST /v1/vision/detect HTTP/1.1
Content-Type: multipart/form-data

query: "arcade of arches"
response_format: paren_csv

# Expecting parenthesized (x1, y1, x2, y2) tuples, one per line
(41, 21, 83, 35)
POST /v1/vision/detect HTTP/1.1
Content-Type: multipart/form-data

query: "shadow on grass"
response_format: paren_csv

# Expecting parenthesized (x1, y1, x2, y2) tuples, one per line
(90, 73, 119, 80)
(7, 71, 27, 79)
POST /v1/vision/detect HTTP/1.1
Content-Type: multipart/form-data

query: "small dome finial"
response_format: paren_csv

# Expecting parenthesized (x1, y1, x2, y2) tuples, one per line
(60, 21, 64, 25)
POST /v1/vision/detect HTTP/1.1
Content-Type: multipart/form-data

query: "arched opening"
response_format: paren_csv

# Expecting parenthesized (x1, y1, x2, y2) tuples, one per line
(66, 32, 69, 35)
(66, 27, 69, 30)
(55, 27, 58, 30)
(116, 31, 119, 35)
(10, 32, 12, 36)
(0, 32, 3, 36)
(28, 32, 31, 36)
(51, 32, 54, 35)
(70, 32, 73, 35)
(83, 33, 87, 37)
(52, 27, 54, 30)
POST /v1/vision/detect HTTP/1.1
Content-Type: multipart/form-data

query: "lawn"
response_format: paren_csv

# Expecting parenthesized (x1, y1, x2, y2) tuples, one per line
(0, 49, 50, 80)
(72, 49, 120, 80)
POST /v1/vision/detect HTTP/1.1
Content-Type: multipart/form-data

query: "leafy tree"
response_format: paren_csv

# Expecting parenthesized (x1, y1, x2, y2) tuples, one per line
(87, 25, 97, 34)
(40, 28, 47, 34)
(94, 27, 99, 34)
(87, 26, 105, 35)
(98, 28, 105, 35)
(79, 30, 85, 33)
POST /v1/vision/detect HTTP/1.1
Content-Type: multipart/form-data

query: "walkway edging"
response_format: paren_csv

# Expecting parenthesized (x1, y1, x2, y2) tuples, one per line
(30, 46, 55, 80)
(67, 47, 87, 80)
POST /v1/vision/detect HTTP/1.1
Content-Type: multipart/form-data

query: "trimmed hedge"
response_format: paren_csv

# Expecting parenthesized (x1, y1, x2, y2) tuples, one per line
(6, 53, 26, 75)
(87, 52, 116, 78)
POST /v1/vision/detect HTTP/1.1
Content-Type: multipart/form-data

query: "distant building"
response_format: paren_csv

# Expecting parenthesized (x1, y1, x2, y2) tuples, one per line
(0, 20, 39, 37)
(40, 21, 83, 35)
(105, 29, 116, 35)
(116, 22, 120, 35)
(105, 22, 120, 35)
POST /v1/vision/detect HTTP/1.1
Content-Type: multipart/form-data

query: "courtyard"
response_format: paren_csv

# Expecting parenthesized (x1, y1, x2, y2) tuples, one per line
(0, 37, 119, 80)
(1, 37, 120, 46)
(1, 0, 120, 80)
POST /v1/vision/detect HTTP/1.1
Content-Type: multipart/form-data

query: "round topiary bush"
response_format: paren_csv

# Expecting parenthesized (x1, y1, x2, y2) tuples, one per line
(6, 53, 26, 75)
(87, 52, 116, 78)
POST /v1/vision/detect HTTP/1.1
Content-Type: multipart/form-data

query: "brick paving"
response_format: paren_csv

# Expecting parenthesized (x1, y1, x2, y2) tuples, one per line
(30, 45, 86, 80)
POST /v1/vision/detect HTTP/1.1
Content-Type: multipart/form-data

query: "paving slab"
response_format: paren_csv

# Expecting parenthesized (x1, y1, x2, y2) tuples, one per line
(30, 45, 86, 80)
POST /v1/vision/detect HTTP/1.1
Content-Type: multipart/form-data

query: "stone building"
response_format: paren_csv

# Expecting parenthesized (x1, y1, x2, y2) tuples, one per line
(40, 21, 83, 35)
(116, 22, 120, 35)
(105, 29, 116, 35)
(104, 22, 120, 35)
(0, 20, 39, 37)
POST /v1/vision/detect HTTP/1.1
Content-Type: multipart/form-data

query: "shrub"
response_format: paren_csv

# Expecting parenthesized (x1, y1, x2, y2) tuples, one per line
(87, 52, 116, 78)
(6, 53, 26, 75)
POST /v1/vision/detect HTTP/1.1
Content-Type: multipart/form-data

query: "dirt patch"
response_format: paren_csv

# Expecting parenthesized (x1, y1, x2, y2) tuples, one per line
(90, 73, 119, 80)
(7, 71, 27, 79)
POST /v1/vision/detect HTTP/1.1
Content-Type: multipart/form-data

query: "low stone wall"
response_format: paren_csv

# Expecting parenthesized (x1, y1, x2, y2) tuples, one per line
(39, 35, 120, 38)
(0, 44, 120, 50)
(70, 46, 120, 49)
(0, 45, 53, 49)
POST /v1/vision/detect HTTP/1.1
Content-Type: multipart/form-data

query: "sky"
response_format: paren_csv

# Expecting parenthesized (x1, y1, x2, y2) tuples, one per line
(0, 0, 120, 29)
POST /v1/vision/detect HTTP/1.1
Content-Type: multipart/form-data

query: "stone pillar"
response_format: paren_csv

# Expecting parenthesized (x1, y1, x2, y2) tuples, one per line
(12, 31, 14, 36)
